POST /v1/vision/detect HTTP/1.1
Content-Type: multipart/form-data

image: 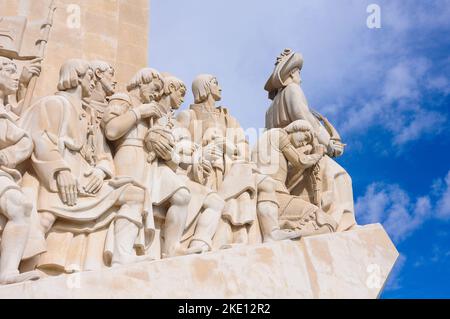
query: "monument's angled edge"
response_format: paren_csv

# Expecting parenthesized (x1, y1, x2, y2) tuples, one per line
(0, 0, 398, 299)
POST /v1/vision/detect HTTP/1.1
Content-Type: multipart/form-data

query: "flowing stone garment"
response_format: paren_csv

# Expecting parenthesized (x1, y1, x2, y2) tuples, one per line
(266, 82, 356, 231)
(178, 104, 263, 247)
(18, 91, 150, 273)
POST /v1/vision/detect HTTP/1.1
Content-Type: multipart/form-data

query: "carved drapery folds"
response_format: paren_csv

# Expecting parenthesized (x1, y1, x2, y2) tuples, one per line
(0, 9, 357, 285)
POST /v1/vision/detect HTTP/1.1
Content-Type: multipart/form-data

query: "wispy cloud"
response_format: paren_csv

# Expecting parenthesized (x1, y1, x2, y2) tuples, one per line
(356, 170, 450, 242)
(151, 0, 449, 149)
(436, 171, 450, 220)
(355, 184, 432, 242)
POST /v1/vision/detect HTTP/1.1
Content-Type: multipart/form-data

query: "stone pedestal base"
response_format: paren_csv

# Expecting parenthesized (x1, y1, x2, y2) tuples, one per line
(0, 224, 398, 299)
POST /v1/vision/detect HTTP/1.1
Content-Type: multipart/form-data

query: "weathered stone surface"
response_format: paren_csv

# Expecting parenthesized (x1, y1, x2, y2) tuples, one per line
(1, 0, 149, 98)
(0, 224, 398, 299)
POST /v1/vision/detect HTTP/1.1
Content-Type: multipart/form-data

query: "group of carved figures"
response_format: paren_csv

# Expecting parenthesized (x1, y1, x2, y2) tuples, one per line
(0, 48, 356, 285)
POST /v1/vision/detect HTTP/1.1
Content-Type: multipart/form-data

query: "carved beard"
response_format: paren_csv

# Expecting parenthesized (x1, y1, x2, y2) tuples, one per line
(100, 77, 115, 97)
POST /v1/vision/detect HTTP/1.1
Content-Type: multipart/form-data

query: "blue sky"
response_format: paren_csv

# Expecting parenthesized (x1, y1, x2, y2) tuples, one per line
(149, 0, 450, 298)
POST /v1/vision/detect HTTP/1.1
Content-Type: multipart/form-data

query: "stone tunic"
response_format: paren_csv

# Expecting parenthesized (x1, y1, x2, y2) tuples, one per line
(0, 106, 33, 231)
(103, 93, 188, 213)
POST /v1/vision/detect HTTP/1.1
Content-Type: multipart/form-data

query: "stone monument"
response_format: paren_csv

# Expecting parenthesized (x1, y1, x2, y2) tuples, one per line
(0, 0, 398, 298)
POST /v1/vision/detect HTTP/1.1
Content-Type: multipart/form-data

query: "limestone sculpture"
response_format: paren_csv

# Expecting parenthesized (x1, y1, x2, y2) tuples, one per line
(177, 74, 300, 248)
(0, 2, 361, 285)
(265, 49, 356, 232)
(156, 73, 225, 254)
(19, 59, 152, 273)
(0, 3, 403, 300)
(0, 56, 41, 284)
(103, 68, 192, 259)
(0, 48, 362, 286)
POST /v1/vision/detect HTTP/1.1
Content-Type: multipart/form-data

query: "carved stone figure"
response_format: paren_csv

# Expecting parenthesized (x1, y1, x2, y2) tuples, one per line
(155, 73, 225, 254)
(19, 59, 149, 273)
(88, 60, 117, 120)
(178, 74, 297, 248)
(0, 56, 40, 284)
(177, 74, 260, 248)
(103, 68, 191, 258)
(253, 120, 337, 236)
(264, 49, 356, 231)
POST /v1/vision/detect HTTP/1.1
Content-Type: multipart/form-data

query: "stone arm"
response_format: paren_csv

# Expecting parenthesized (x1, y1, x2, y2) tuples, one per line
(102, 100, 138, 141)
(279, 131, 321, 171)
(0, 118, 33, 168)
(14, 58, 43, 116)
(284, 85, 331, 148)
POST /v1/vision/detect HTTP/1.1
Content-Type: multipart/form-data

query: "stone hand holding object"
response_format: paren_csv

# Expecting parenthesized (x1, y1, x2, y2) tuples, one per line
(202, 141, 224, 163)
(136, 102, 163, 119)
(145, 127, 175, 161)
(328, 139, 345, 158)
(19, 57, 43, 87)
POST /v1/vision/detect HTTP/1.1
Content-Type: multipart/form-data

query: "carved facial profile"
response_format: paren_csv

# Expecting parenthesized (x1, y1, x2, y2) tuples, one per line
(90, 60, 116, 97)
(161, 73, 186, 109)
(285, 119, 314, 147)
(127, 68, 163, 103)
(57, 59, 95, 98)
(0, 56, 19, 97)
(192, 74, 222, 103)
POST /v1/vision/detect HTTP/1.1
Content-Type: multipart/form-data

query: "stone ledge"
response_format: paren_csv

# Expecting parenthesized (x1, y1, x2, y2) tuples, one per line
(0, 223, 398, 299)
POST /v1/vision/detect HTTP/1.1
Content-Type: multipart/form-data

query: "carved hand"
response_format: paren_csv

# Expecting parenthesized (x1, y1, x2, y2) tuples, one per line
(19, 57, 43, 87)
(329, 139, 345, 157)
(56, 170, 78, 206)
(145, 128, 175, 161)
(137, 102, 163, 119)
(203, 143, 223, 162)
(83, 168, 106, 195)
(201, 157, 213, 177)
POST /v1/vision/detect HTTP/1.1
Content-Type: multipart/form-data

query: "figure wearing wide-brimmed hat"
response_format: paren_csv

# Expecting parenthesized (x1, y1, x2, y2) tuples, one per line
(264, 49, 356, 232)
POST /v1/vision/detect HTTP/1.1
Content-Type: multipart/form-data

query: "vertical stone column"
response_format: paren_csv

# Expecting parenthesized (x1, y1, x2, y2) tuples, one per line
(1, 0, 149, 99)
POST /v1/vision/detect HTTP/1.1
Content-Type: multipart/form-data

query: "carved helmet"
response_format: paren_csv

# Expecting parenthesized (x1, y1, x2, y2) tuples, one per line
(264, 48, 303, 100)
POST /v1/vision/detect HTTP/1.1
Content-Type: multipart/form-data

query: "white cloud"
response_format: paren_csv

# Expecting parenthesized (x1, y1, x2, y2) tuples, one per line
(150, 0, 449, 148)
(356, 169, 450, 242)
(436, 171, 450, 219)
(341, 57, 447, 146)
(356, 184, 431, 242)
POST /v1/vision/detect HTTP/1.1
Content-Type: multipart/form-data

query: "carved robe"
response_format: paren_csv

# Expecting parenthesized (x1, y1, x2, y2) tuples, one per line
(265, 83, 356, 231)
(103, 93, 189, 258)
(178, 104, 262, 247)
(19, 91, 150, 273)
(0, 106, 33, 233)
(253, 128, 336, 232)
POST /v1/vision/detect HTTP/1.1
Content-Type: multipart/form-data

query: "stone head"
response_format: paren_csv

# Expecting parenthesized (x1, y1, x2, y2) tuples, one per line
(57, 59, 95, 99)
(192, 74, 222, 104)
(161, 72, 186, 110)
(90, 60, 117, 97)
(285, 119, 314, 148)
(127, 68, 163, 103)
(0, 56, 19, 97)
